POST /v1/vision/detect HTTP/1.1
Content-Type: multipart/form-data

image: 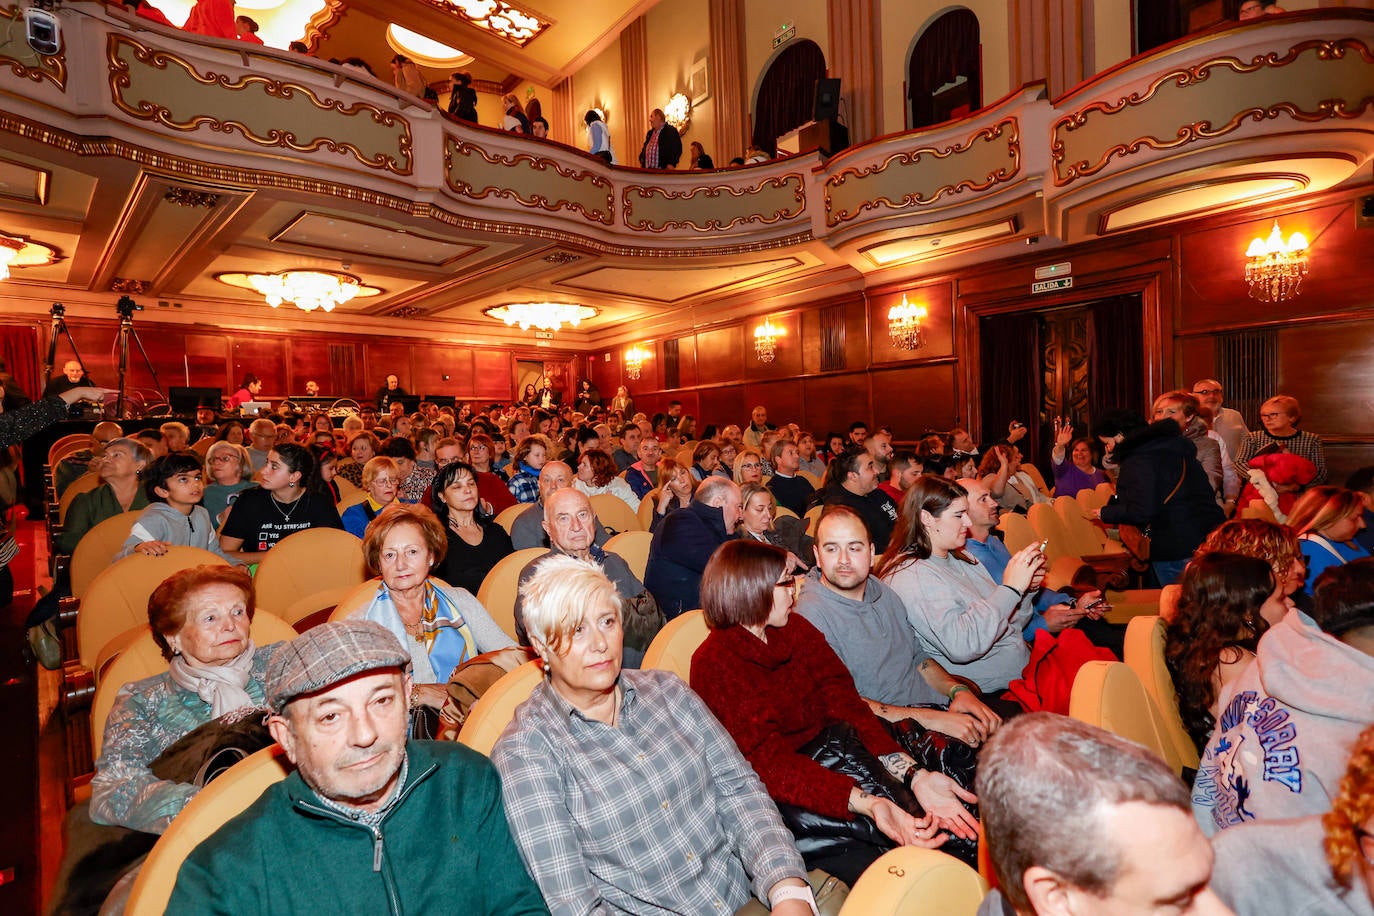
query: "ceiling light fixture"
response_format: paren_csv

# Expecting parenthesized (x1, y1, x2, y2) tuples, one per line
(440, 0, 550, 47)
(1244, 220, 1309, 302)
(0, 232, 60, 280)
(217, 269, 380, 312)
(754, 317, 782, 363)
(624, 344, 648, 380)
(385, 24, 473, 67)
(887, 293, 929, 351)
(485, 302, 596, 332)
(664, 92, 691, 131)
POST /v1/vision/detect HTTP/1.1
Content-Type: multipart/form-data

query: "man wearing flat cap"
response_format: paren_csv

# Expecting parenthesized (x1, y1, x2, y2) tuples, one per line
(166, 620, 549, 915)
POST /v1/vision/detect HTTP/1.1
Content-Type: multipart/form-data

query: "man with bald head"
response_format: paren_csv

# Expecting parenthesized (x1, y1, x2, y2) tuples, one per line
(626, 436, 662, 499)
(509, 460, 611, 551)
(512, 487, 662, 666)
(42, 359, 90, 397)
(54, 419, 123, 496)
(959, 476, 1123, 655)
(645, 476, 743, 619)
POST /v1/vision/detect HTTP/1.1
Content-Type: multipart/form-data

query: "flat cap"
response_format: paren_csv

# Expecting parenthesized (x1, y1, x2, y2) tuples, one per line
(266, 619, 410, 713)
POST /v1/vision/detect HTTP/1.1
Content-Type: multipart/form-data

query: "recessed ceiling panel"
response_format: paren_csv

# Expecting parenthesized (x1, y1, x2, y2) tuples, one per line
(557, 257, 806, 303)
(0, 157, 48, 206)
(272, 212, 480, 265)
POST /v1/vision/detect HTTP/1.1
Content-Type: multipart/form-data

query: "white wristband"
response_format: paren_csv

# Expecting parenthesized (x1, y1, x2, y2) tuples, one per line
(770, 883, 819, 915)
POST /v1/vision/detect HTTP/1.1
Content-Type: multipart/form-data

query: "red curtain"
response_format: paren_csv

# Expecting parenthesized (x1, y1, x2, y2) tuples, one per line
(979, 310, 1041, 459)
(908, 9, 981, 129)
(0, 324, 40, 406)
(1088, 294, 1145, 419)
(751, 40, 826, 155)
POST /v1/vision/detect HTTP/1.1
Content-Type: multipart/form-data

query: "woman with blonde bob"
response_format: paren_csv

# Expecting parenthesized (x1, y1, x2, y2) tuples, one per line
(492, 554, 816, 915)
(1287, 486, 1369, 590)
(355, 504, 513, 713)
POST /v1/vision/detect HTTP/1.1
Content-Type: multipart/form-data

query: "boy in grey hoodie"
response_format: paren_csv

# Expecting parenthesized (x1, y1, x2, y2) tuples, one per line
(118, 452, 237, 563)
(1194, 558, 1374, 836)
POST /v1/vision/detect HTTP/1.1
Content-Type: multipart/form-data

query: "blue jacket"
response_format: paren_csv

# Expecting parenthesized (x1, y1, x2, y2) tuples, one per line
(645, 500, 734, 619)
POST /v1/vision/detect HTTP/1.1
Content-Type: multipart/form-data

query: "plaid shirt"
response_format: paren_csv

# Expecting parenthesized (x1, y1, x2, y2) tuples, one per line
(1234, 428, 1327, 486)
(492, 669, 806, 915)
(507, 469, 540, 503)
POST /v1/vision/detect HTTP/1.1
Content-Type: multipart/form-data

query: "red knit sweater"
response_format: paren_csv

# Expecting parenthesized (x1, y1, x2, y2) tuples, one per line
(690, 614, 901, 821)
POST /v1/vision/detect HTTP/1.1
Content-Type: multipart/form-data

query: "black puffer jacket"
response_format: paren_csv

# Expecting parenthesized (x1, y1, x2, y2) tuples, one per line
(1099, 420, 1224, 561)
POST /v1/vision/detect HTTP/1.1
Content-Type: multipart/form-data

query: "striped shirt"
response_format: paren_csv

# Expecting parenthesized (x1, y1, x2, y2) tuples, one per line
(1234, 428, 1327, 486)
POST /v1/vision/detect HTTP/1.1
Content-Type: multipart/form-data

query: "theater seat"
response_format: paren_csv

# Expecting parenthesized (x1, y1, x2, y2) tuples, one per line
(604, 530, 651, 581)
(57, 471, 102, 524)
(475, 548, 550, 640)
(123, 746, 294, 916)
(68, 510, 144, 601)
(456, 660, 544, 756)
(587, 492, 643, 534)
(837, 846, 988, 916)
(493, 503, 527, 535)
(253, 527, 367, 620)
(641, 609, 708, 682)
(1122, 615, 1200, 771)
(1068, 660, 1186, 774)
(638, 488, 661, 531)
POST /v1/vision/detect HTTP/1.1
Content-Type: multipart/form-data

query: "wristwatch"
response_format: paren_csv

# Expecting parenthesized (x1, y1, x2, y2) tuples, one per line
(770, 883, 819, 915)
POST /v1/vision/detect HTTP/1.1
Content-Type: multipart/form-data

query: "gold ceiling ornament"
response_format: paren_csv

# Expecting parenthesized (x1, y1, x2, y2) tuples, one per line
(484, 302, 596, 332)
(432, 0, 551, 47)
(1244, 220, 1309, 302)
(887, 293, 929, 351)
(216, 269, 381, 312)
(663, 92, 691, 132)
(753, 317, 783, 363)
(0, 232, 60, 280)
(164, 187, 220, 208)
(624, 344, 649, 380)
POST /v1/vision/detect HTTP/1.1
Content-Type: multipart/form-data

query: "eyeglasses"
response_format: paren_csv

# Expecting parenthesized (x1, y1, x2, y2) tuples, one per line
(210, 454, 238, 463)
(1192, 388, 1222, 396)
(1356, 827, 1374, 866)
(1259, 412, 1287, 420)
(740, 462, 762, 470)
(371, 477, 399, 486)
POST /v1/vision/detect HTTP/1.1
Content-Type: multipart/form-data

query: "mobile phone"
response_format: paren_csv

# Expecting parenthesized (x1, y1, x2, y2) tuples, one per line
(1038, 538, 1049, 552)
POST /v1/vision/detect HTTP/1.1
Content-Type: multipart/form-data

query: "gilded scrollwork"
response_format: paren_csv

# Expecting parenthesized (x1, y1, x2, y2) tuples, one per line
(106, 34, 412, 174)
(822, 118, 1021, 226)
(621, 176, 807, 232)
(1052, 39, 1374, 185)
(445, 138, 614, 224)
(0, 2, 66, 90)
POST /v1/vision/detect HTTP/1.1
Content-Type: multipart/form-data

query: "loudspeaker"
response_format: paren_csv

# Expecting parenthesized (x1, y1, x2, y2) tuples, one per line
(813, 78, 841, 122)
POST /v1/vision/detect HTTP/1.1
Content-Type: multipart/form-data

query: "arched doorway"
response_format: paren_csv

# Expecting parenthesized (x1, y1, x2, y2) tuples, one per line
(751, 39, 826, 156)
(907, 9, 981, 129)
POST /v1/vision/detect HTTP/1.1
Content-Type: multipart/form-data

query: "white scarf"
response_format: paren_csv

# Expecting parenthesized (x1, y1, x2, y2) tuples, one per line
(168, 641, 257, 718)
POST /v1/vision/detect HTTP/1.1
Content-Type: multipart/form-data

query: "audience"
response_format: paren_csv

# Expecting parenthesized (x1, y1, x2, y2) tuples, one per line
(1287, 485, 1370, 590)
(117, 453, 236, 562)
(219, 443, 343, 561)
(1235, 394, 1327, 487)
(57, 436, 150, 553)
(824, 450, 898, 552)
(644, 475, 741, 619)
(1048, 418, 1108, 498)
(340, 455, 400, 539)
(430, 460, 513, 595)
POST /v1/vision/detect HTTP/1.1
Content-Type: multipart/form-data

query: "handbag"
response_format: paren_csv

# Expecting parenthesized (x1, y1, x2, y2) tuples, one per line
(1004, 628, 1116, 715)
(149, 709, 274, 787)
(437, 645, 535, 740)
(1117, 460, 1188, 562)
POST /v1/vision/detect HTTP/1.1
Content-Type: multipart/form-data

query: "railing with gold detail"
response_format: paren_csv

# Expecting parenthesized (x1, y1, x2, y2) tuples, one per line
(0, 6, 1369, 258)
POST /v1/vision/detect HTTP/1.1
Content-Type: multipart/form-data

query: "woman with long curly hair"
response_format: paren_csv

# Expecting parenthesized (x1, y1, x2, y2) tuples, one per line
(1196, 518, 1306, 599)
(1164, 552, 1294, 752)
(1288, 486, 1370, 591)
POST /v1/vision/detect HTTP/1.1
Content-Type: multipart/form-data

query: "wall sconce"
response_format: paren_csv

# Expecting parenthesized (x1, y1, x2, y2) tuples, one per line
(624, 344, 648, 380)
(754, 317, 783, 363)
(887, 294, 929, 350)
(664, 92, 691, 131)
(1244, 220, 1309, 302)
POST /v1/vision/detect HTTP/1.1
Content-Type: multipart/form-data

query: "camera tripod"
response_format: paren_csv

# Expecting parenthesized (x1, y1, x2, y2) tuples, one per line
(41, 303, 89, 391)
(115, 296, 163, 418)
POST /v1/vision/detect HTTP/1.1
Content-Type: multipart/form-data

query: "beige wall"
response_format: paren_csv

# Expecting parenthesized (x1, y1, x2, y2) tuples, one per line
(742, 0, 831, 116)
(878, 1, 1011, 135)
(572, 34, 629, 162)
(1093, 0, 1133, 75)
(645, 0, 716, 161)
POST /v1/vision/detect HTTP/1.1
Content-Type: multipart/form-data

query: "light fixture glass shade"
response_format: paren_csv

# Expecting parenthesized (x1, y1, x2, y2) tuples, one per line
(485, 303, 596, 332)
(754, 318, 782, 363)
(1244, 220, 1309, 302)
(664, 92, 691, 131)
(887, 294, 929, 350)
(624, 344, 647, 380)
(247, 270, 360, 312)
(0, 235, 23, 281)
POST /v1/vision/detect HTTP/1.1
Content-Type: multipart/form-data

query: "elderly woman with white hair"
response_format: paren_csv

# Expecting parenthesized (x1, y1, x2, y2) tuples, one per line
(492, 554, 821, 916)
(203, 440, 255, 526)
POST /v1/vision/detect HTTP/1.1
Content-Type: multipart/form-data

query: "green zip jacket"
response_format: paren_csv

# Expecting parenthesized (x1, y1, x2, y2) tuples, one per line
(166, 741, 549, 916)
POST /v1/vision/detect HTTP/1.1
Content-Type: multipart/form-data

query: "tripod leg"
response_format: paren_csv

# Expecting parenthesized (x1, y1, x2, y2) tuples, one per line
(127, 325, 165, 404)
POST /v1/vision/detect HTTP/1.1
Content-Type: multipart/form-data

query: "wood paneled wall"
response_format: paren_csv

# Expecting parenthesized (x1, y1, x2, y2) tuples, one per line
(604, 185, 1374, 482)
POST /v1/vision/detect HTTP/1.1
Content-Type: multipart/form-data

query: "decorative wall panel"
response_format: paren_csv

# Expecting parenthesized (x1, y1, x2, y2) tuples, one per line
(445, 138, 614, 224)
(622, 174, 806, 232)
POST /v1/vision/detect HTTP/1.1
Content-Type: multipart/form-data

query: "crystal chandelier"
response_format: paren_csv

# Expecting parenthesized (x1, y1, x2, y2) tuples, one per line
(887, 294, 929, 350)
(247, 269, 362, 312)
(0, 232, 59, 280)
(664, 92, 691, 131)
(1244, 221, 1308, 302)
(754, 317, 782, 363)
(0, 234, 24, 280)
(624, 344, 648, 380)
(485, 303, 596, 332)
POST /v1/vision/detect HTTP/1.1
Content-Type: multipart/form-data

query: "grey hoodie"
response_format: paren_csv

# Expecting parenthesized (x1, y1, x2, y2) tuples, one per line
(1193, 609, 1374, 836)
(794, 568, 948, 708)
(117, 502, 233, 562)
(1211, 815, 1374, 916)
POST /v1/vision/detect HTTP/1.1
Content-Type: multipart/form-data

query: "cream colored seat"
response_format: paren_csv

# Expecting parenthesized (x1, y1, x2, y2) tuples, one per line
(190, 437, 214, 457)
(77, 547, 229, 674)
(1021, 463, 1051, 497)
(637, 487, 661, 531)
(1122, 615, 1200, 771)
(475, 547, 553, 640)
(838, 847, 988, 916)
(1240, 502, 1278, 523)
(58, 471, 103, 524)
(456, 660, 544, 756)
(797, 470, 822, 489)
(336, 488, 368, 513)
(996, 512, 1037, 554)
(91, 613, 298, 758)
(641, 610, 708, 682)
(604, 530, 652, 581)
(1068, 660, 1187, 775)
(803, 505, 823, 537)
(494, 503, 527, 536)
(774, 505, 800, 521)
(1158, 583, 1182, 623)
(334, 476, 361, 500)
(252, 527, 367, 622)
(587, 492, 643, 534)
(1052, 495, 1128, 559)
(69, 511, 144, 600)
(48, 433, 91, 467)
(123, 746, 294, 916)
(1075, 485, 1109, 513)
(999, 510, 1083, 591)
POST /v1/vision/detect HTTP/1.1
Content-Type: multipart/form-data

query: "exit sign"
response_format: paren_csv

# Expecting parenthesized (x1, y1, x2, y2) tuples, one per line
(1031, 276, 1073, 294)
